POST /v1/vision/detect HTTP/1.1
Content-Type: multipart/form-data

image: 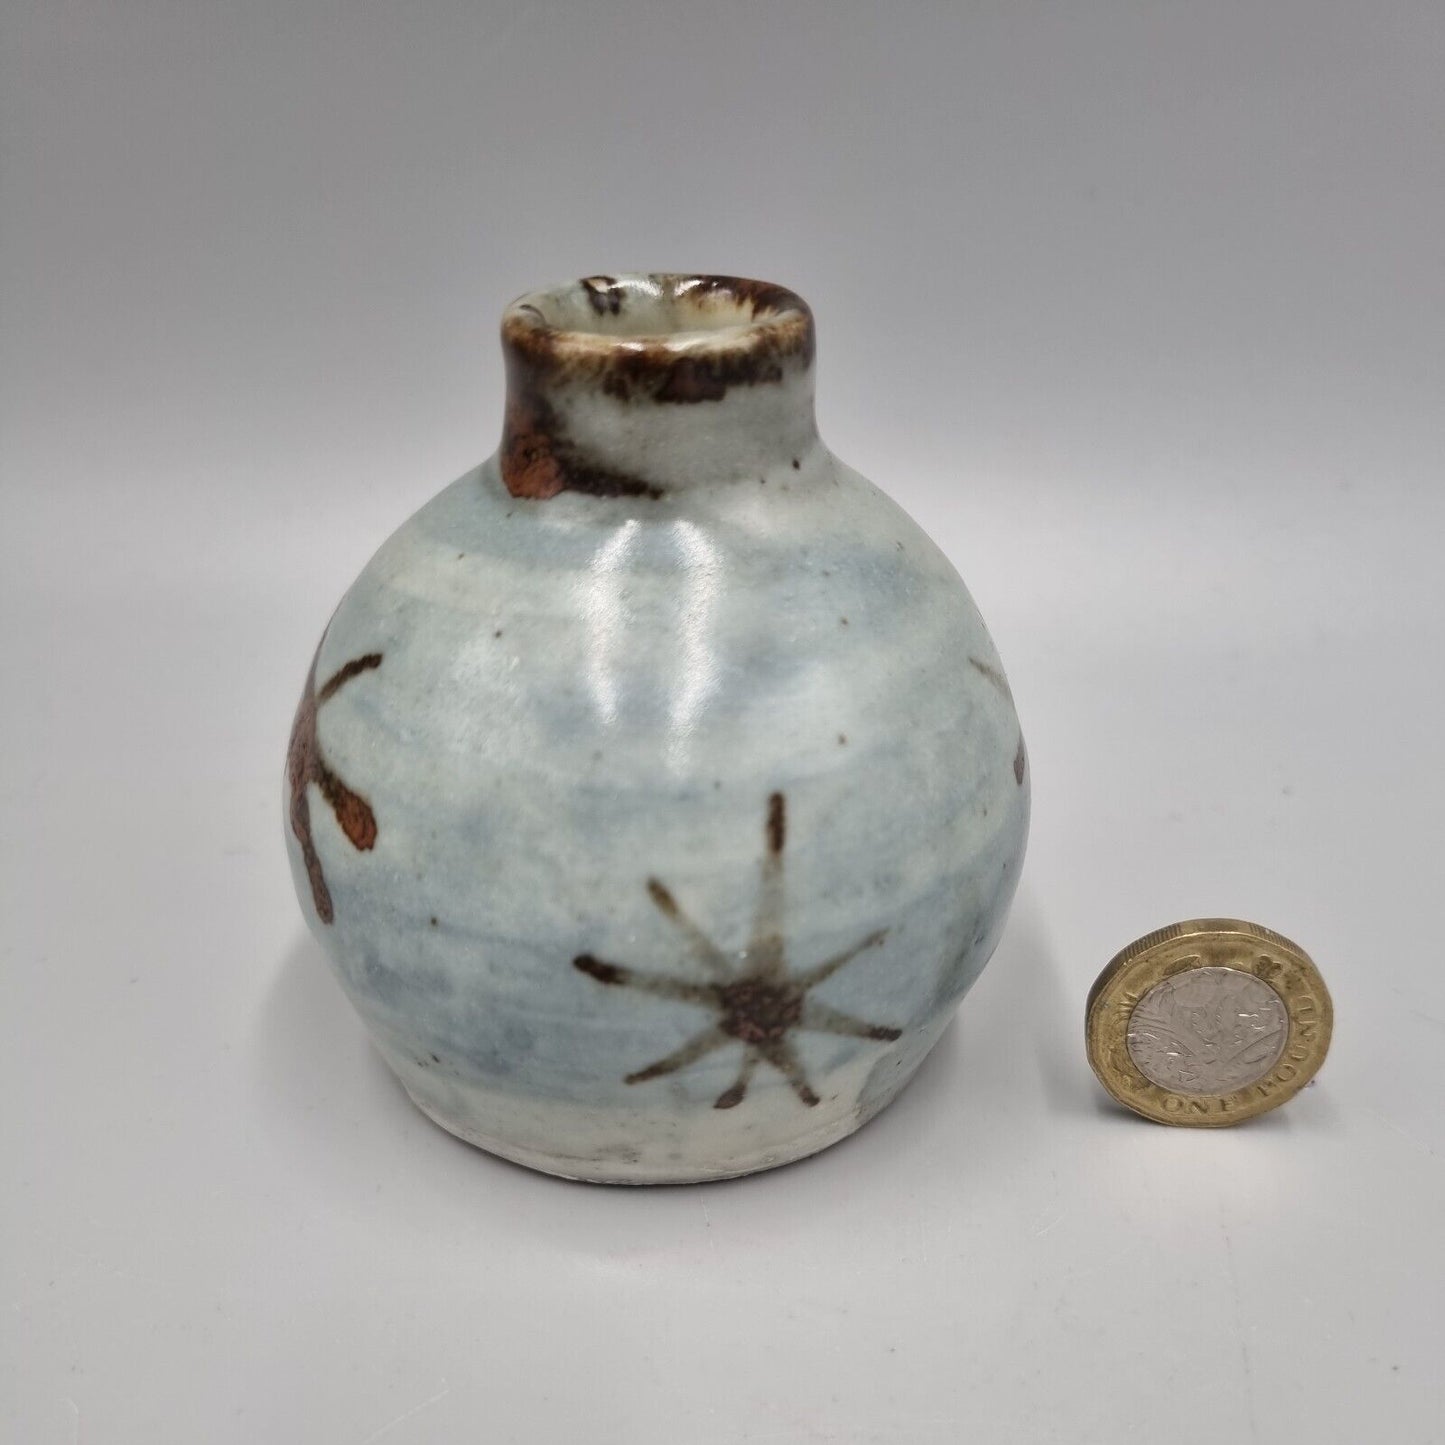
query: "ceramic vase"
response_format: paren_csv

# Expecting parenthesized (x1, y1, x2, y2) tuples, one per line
(285, 273, 1028, 1183)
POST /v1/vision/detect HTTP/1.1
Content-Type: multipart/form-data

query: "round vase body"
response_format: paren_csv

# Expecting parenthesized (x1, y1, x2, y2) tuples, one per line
(285, 275, 1028, 1183)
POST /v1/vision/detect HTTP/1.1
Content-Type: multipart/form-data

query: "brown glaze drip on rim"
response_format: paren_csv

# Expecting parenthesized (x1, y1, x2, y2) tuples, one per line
(501, 386, 665, 501)
(499, 273, 816, 501)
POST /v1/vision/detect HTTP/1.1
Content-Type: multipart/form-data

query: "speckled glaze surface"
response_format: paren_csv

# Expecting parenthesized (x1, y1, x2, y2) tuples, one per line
(285, 274, 1028, 1183)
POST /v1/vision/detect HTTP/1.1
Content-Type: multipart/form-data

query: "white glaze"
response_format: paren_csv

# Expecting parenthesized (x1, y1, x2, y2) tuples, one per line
(285, 275, 1028, 1182)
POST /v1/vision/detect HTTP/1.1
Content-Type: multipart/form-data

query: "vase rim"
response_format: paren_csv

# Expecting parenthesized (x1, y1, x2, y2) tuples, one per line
(501, 273, 815, 394)
(498, 273, 819, 500)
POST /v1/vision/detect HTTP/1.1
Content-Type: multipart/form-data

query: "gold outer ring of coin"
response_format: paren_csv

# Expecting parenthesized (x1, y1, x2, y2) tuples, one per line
(1086, 919, 1333, 1127)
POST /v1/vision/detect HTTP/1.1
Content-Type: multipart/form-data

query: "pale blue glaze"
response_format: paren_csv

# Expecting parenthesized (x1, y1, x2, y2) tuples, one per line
(285, 276, 1027, 1182)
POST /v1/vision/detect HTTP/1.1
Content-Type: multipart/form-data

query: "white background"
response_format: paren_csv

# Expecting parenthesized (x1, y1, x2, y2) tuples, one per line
(4, 3, 1443, 1441)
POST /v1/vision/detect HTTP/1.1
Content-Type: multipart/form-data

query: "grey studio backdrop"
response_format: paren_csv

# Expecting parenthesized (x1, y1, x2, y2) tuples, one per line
(3, 3, 1442, 1442)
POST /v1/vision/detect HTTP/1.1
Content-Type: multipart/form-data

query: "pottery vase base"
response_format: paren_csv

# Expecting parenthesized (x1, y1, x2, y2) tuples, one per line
(390, 1047, 936, 1186)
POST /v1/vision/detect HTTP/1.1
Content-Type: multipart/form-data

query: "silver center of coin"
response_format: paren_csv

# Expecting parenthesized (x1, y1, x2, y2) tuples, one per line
(1127, 966, 1288, 1095)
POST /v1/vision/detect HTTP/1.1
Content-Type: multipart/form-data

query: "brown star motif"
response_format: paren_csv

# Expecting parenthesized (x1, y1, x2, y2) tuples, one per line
(574, 793, 902, 1109)
(286, 643, 382, 924)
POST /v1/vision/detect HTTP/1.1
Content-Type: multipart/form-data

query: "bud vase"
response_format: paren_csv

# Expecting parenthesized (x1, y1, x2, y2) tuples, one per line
(285, 273, 1028, 1183)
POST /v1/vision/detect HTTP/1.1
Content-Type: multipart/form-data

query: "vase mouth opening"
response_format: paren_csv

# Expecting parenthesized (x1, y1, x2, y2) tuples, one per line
(501, 274, 815, 402)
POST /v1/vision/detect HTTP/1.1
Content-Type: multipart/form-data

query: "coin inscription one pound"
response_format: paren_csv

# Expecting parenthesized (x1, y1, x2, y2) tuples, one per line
(1086, 920, 1332, 1126)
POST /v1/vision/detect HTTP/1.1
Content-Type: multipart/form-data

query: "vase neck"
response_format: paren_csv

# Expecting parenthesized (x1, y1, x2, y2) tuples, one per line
(498, 274, 819, 501)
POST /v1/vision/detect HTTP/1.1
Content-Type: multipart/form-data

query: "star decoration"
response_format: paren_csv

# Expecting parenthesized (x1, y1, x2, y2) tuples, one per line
(574, 793, 902, 1109)
(287, 642, 382, 924)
